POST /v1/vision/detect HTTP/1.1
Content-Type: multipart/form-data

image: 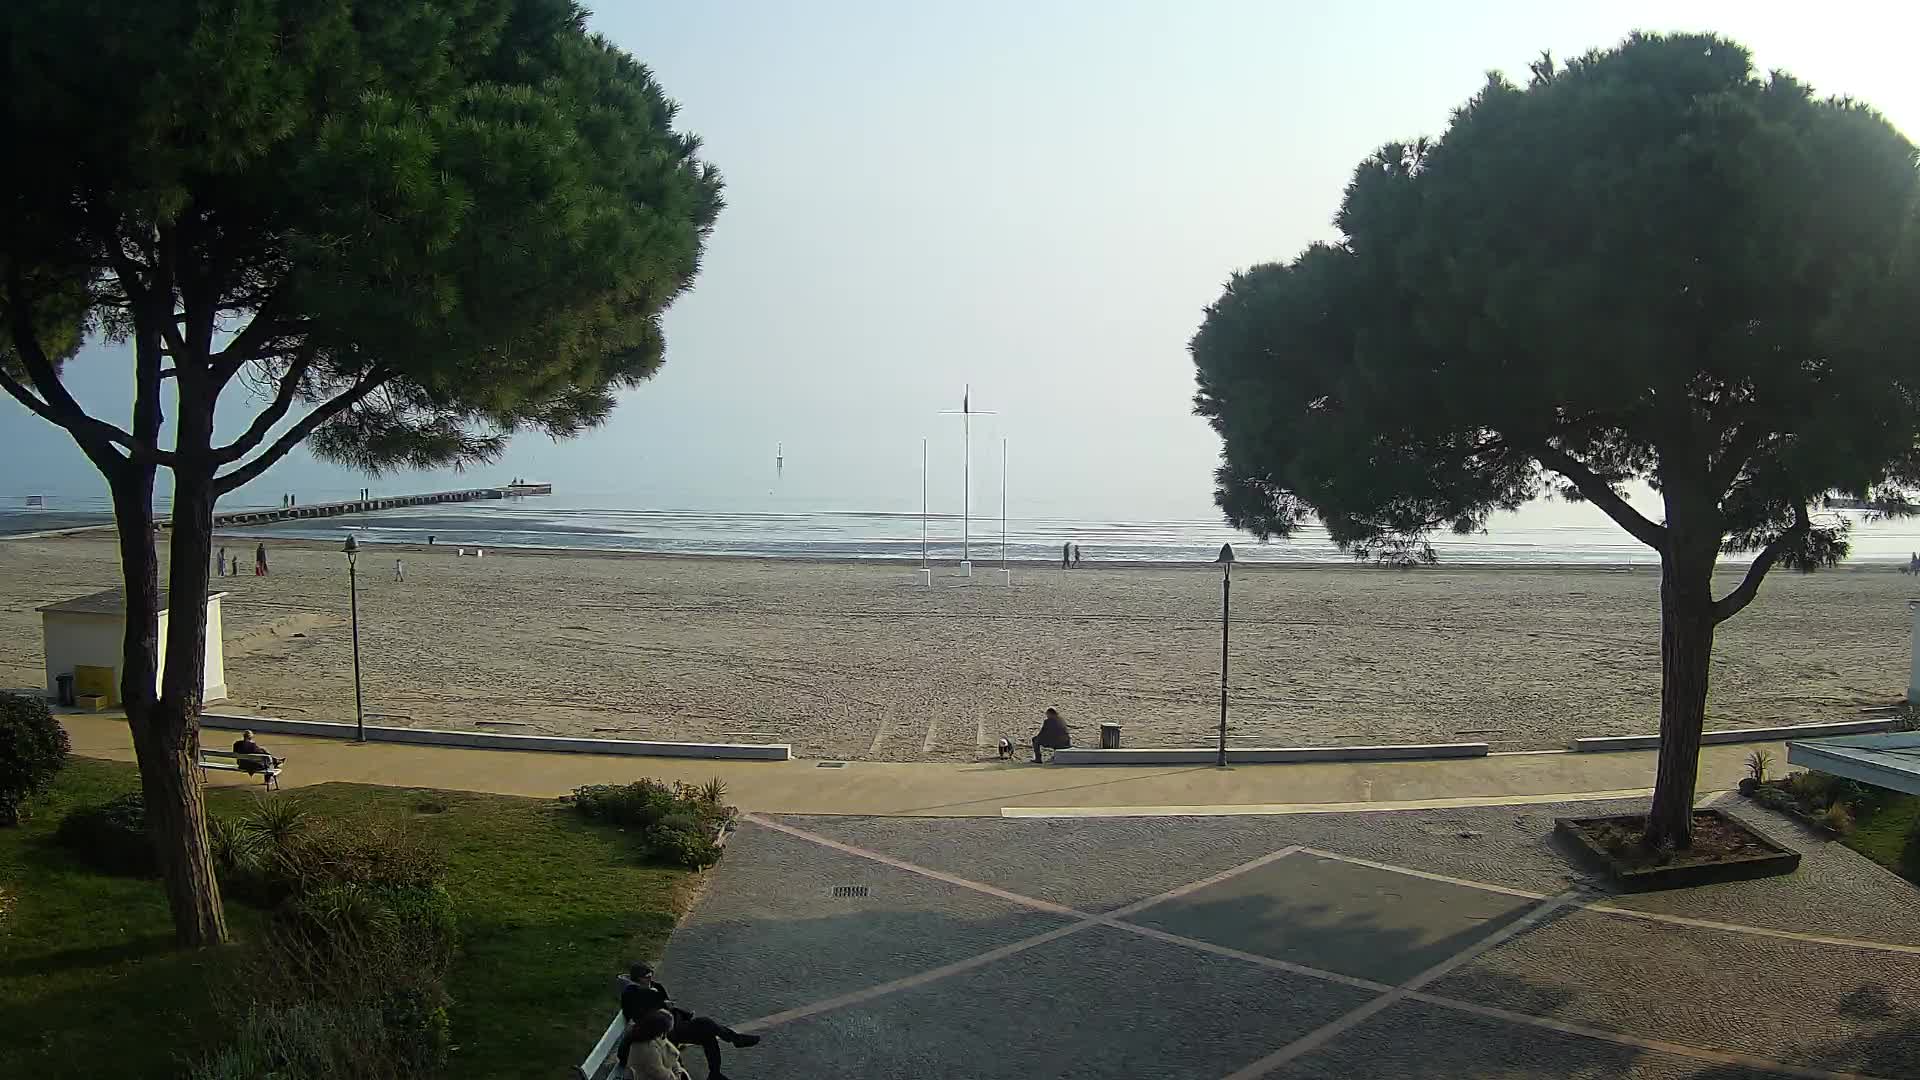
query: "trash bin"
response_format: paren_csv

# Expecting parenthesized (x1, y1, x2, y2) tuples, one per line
(55, 673, 75, 707)
(1099, 722, 1121, 749)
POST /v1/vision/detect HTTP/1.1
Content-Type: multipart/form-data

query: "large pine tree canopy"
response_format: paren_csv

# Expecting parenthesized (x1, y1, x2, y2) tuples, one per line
(1, 0, 724, 483)
(0, 0, 724, 946)
(1193, 32, 1919, 574)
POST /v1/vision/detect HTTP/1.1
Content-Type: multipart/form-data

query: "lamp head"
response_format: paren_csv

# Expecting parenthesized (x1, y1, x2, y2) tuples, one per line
(343, 534, 359, 557)
(1215, 543, 1235, 565)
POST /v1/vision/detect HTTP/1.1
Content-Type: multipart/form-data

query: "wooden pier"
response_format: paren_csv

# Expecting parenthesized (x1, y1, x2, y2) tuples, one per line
(205, 482, 551, 529)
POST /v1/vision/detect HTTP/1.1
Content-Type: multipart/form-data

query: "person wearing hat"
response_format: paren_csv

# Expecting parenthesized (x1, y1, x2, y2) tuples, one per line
(617, 962, 760, 1080)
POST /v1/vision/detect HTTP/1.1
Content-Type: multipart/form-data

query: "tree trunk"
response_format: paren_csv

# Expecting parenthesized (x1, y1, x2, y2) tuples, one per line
(151, 464, 228, 945)
(128, 694, 226, 945)
(110, 434, 228, 946)
(1645, 544, 1718, 849)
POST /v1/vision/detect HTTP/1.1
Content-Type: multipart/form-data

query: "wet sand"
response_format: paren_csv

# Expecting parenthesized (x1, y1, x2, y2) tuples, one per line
(0, 533, 1908, 759)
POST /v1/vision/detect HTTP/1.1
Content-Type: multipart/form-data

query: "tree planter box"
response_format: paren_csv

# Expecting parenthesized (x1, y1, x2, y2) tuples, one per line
(1555, 810, 1800, 891)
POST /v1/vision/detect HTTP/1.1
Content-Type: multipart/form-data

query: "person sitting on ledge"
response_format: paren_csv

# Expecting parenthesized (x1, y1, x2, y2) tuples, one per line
(1032, 707, 1072, 763)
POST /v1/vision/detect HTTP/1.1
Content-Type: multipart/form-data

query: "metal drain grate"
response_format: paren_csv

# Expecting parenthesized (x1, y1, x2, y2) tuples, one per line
(832, 885, 870, 898)
(817, 761, 848, 768)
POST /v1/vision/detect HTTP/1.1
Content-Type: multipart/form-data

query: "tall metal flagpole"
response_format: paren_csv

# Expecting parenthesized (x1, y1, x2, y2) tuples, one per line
(1001, 437, 1008, 568)
(941, 386, 996, 575)
(921, 438, 928, 566)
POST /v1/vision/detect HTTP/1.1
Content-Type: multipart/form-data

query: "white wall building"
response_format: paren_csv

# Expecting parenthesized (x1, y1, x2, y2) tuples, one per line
(39, 588, 228, 704)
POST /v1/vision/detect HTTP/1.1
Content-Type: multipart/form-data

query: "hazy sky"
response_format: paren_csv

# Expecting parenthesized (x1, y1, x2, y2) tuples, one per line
(6, 1, 1916, 523)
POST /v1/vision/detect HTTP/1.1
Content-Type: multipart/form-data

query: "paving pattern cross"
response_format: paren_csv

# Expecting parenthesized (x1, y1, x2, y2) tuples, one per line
(731, 813, 1904, 1080)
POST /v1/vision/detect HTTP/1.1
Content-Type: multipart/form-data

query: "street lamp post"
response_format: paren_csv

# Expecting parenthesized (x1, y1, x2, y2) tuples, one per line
(344, 534, 365, 742)
(1215, 542, 1235, 767)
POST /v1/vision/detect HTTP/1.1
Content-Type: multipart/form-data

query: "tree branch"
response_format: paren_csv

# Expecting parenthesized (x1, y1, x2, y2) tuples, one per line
(1533, 443, 1666, 549)
(209, 289, 291, 385)
(2, 270, 158, 466)
(211, 347, 315, 463)
(1712, 503, 1811, 624)
(1707, 424, 1766, 497)
(212, 370, 390, 495)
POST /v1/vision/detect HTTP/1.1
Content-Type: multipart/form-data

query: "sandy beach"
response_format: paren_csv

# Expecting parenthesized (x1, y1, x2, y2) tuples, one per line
(0, 532, 1909, 760)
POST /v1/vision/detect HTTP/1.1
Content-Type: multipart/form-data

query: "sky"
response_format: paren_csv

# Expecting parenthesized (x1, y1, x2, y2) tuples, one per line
(4, 0, 1917, 524)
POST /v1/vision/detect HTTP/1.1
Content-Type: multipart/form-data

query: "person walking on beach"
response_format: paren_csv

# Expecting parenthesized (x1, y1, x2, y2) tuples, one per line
(216, 546, 226, 577)
(394, 558, 405, 583)
(1062, 541, 1072, 569)
(1073, 543, 1083, 568)
(254, 541, 268, 577)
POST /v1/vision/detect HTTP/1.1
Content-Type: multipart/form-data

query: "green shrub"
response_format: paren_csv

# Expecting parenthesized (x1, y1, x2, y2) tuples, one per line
(233, 880, 458, 1077)
(190, 999, 442, 1080)
(1789, 770, 1837, 805)
(54, 791, 153, 875)
(1745, 749, 1772, 784)
(648, 820, 722, 869)
(567, 777, 734, 868)
(209, 814, 265, 881)
(224, 805, 445, 904)
(1821, 801, 1857, 836)
(569, 779, 681, 829)
(0, 693, 69, 825)
(1834, 778, 1895, 819)
(1902, 820, 1920, 881)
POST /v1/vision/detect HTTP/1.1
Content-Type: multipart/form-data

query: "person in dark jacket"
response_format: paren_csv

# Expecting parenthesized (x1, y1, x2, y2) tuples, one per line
(1032, 707, 1071, 763)
(232, 730, 279, 774)
(617, 962, 759, 1080)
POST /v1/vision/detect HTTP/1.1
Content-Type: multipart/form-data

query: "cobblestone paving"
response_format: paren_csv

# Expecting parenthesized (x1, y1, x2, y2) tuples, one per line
(653, 801, 1920, 1080)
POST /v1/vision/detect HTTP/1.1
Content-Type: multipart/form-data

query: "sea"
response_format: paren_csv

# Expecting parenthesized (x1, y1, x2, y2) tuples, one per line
(8, 490, 1920, 567)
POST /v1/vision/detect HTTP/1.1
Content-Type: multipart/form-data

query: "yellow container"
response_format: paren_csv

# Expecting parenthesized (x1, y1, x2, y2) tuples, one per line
(73, 664, 118, 707)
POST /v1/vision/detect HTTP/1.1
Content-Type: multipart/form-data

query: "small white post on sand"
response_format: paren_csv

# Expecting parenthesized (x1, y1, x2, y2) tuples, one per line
(1908, 600, 1920, 704)
(919, 437, 931, 586)
(997, 437, 1011, 586)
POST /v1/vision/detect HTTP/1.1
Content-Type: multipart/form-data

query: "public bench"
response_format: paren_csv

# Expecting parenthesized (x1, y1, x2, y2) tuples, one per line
(198, 748, 283, 790)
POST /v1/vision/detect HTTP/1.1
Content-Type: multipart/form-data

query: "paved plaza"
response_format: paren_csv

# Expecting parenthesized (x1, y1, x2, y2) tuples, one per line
(659, 798, 1920, 1079)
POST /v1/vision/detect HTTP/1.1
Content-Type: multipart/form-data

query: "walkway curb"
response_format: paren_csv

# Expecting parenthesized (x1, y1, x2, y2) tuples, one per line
(1050, 742, 1488, 765)
(199, 711, 791, 760)
(1572, 718, 1892, 752)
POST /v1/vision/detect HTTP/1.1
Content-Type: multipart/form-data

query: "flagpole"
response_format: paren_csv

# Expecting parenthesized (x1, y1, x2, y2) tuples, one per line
(1001, 437, 1008, 568)
(963, 385, 971, 565)
(921, 437, 928, 566)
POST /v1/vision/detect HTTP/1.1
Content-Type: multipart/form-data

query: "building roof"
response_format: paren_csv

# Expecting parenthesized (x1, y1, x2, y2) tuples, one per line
(1787, 731, 1920, 796)
(37, 587, 229, 616)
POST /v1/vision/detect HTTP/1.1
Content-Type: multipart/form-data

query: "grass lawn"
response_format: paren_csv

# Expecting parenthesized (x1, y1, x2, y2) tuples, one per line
(1, 757, 696, 1079)
(1844, 790, 1920, 886)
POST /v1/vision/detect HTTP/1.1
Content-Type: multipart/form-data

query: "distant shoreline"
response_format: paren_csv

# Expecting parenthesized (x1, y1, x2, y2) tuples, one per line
(0, 525, 1901, 574)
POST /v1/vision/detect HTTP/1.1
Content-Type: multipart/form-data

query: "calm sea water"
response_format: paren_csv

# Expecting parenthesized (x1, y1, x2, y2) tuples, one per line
(9, 494, 1918, 567)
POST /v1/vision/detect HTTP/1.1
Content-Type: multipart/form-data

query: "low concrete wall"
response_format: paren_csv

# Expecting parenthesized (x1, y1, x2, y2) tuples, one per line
(1049, 742, 1489, 766)
(200, 712, 790, 761)
(1572, 718, 1894, 753)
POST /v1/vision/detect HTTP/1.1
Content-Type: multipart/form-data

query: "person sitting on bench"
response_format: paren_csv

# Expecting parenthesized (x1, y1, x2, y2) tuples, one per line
(1032, 707, 1072, 763)
(231, 730, 283, 776)
(619, 1007, 692, 1080)
(618, 962, 759, 1080)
